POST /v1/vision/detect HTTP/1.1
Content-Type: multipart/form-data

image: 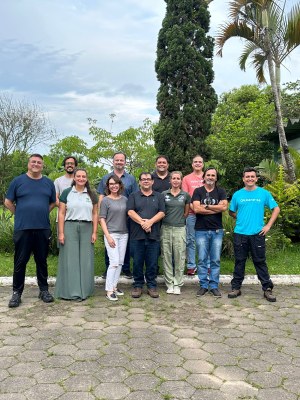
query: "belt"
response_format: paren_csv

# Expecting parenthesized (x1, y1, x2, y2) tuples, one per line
(66, 220, 91, 223)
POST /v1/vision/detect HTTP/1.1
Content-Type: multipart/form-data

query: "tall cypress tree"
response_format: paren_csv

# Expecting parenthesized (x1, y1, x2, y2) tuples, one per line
(154, 0, 217, 172)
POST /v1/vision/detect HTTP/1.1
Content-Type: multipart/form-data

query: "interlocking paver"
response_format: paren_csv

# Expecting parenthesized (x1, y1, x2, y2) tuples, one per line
(0, 283, 300, 400)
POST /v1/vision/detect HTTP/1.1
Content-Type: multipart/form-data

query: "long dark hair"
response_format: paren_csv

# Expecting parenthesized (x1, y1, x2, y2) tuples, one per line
(72, 168, 98, 205)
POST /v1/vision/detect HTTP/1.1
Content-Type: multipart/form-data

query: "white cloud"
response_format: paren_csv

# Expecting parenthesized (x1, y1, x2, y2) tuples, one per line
(0, 0, 299, 150)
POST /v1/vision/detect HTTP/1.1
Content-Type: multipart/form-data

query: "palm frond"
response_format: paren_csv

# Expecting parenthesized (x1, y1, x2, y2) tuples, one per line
(216, 22, 255, 56)
(239, 41, 260, 70)
(251, 53, 268, 83)
(285, 4, 300, 51)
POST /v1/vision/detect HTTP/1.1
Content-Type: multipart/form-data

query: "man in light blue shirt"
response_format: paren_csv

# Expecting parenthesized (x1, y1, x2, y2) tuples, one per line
(228, 167, 280, 302)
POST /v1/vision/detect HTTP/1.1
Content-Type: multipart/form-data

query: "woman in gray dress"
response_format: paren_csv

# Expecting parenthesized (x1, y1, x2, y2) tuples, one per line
(55, 168, 98, 300)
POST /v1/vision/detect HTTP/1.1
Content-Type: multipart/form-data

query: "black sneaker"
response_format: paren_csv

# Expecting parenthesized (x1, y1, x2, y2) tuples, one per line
(38, 290, 54, 303)
(210, 288, 222, 297)
(8, 291, 22, 308)
(264, 288, 276, 302)
(196, 288, 208, 297)
(228, 289, 242, 299)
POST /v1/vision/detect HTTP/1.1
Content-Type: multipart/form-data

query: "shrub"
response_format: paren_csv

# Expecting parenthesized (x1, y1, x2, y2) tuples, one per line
(266, 166, 300, 242)
(0, 208, 14, 253)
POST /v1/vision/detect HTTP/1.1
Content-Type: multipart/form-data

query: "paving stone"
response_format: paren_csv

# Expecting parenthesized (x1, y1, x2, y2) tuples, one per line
(173, 328, 199, 338)
(257, 388, 298, 400)
(152, 353, 184, 366)
(93, 382, 130, 399)
(191, 389, 227, 400)
(49, 344, 78, 356)
(187, 373, 223, 389)
(247, 371, 282, 388)
(41, 355, 74, 368)
(93, 366, 129, 382)
(155, 366, 189, 380)
(34, 367, 70, 383)
(214, 366, 248, 381)
(183, 359, 214, 374)
(238, 358, 271, 372)
(209, 353, 239, 366)
(220, 381, 258, 398)
(179, 348, 210, 360)
(1, 284, 300, 399)
(8, 361, 43, 376)
(63, 375, 99, 391)
(158, 380, 196, 399)
(125, 374, 161, 390)
(0, 376, 36, 393)
(124, 391, 164, 400)
(24, 383, 65, 399)
(128, 359, 158, 373)
(57, 394, 95, 400)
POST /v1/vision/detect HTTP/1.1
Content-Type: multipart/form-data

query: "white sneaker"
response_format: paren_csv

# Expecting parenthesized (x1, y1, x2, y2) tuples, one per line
(166, 287, 174, 294)
(106, 293, 118, 301)
(173, 287, 181, 295)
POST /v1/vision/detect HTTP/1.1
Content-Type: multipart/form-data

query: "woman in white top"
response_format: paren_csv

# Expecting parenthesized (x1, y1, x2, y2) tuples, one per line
(100, 175, 128, 301)
(55, 168, 98, 300)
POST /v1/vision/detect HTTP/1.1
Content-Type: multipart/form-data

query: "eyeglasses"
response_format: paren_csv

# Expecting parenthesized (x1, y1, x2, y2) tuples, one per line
(140, 178, 152, 182)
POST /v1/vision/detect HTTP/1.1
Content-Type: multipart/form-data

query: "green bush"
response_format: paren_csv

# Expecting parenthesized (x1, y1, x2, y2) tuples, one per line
(221, 209, 292, 259)
(266, 166, 300, 242)
(0, 208, 14, 253)
(49, 210, 59, 256)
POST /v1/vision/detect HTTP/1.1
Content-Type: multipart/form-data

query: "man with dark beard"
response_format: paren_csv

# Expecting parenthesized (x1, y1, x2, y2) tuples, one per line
(54, 156, 78, 205)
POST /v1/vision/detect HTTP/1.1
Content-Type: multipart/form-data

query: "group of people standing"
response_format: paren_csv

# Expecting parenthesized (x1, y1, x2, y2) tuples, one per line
(4, 151, 280, 308)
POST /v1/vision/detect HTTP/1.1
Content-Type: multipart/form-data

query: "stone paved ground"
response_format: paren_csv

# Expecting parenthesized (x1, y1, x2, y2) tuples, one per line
(0, 283, 300, 400)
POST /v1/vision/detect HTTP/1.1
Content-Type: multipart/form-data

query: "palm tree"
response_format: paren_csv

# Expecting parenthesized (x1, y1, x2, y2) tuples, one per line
(215, 0, 300, 182)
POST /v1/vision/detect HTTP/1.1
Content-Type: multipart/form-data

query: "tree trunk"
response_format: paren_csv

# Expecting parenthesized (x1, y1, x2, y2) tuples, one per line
(266, 49, 296, 182)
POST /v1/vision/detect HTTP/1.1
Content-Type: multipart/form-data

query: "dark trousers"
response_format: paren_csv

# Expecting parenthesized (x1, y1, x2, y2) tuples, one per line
(130, 239, 160, 289)
(13, 229, 51, 294)
(231, 233, 273, 291)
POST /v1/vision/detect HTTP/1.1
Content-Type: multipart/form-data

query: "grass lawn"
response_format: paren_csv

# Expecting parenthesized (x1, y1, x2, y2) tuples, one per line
(0, 243, 299, 277)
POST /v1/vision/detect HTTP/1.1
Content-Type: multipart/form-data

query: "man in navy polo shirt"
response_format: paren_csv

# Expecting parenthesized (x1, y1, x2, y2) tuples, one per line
(127, 172, 165, 298)
(5, 154, 56, 308)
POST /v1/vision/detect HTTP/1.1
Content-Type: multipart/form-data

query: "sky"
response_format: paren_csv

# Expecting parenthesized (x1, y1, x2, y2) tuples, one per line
(0, 0, 299, 151)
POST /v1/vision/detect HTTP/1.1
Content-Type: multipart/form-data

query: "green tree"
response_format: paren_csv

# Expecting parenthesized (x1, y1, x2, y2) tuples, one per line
(0, 93, 55, 203)
(89, 118, 157, 180)
(44, 135, 107, 187)
(206, 85, 274, 193)
(0, 150, 29, 203)
(216, 0, 300, 182)
(154, 0, 217, 173)
(281, 80, 300, 118)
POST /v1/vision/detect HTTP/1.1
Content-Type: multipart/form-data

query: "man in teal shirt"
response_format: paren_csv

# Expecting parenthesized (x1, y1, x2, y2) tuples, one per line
(228, 167, 280, 302)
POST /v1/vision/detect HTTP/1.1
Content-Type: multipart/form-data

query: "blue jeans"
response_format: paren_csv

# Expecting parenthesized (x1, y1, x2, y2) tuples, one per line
(232, 233, 273, 291)
(186, 214, 196, 270)
(130, 239, 160, 289)
(195, 229, 224, 289)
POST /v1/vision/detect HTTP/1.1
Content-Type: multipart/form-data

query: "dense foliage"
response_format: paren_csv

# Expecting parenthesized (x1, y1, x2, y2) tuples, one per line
(206, 85, 274, 194)
(154, 0, 217, 173)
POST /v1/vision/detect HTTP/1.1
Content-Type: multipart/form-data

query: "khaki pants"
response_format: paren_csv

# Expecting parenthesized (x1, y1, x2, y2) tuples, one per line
(161, 225, 186, 290)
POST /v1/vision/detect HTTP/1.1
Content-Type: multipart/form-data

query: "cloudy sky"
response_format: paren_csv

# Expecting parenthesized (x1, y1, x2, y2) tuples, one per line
(0, 0, 299, 150)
